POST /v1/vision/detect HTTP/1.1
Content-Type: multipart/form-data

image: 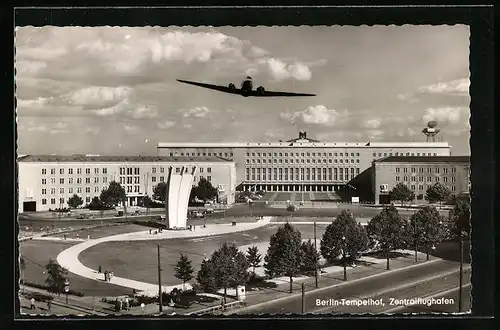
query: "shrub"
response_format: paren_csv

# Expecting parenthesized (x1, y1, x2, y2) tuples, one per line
(21, 280, 84, 297)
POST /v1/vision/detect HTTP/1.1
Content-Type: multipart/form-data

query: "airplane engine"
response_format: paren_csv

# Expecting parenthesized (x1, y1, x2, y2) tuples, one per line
(228, 83, 236, 90)
(256, 86, 265, 94)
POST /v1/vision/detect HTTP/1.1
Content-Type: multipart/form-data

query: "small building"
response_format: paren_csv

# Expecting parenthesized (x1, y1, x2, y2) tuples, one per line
(372, 156, 470, 205)
(17, 155, 236, 213)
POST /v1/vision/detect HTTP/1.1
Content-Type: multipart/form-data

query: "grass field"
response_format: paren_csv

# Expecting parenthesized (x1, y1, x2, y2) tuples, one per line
(19, 240, 133, 297)
(78, 224, 329, 287)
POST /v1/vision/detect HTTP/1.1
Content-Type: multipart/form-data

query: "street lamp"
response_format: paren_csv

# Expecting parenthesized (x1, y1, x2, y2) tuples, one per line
(342, 236, 347, 281)
(458, 231, 464, 312)
(64, 278, 70, 304)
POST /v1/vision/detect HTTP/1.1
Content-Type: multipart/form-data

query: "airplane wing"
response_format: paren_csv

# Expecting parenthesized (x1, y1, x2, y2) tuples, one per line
(248, 90, 316, 97)
(176, 79, 241, 95)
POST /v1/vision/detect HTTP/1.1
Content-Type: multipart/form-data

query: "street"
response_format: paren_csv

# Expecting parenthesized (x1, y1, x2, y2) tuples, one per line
(240, 259, 471, 314)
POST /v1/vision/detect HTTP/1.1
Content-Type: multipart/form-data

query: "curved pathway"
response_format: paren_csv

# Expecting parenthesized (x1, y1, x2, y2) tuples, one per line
(56, 217, 272, 296)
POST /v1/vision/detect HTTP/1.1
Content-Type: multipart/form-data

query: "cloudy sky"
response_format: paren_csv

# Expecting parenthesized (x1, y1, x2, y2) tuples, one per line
(15, 25, 470, 156)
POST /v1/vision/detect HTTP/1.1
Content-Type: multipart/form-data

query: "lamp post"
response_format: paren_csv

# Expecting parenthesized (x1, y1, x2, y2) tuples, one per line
(414, 219, 418, 262)
(157, 244, 163, 314)
(64, 278, 70, 304)
(458, 233, 464, 312)
(342, 235, 347, 281)
(313, 221, 319, 288)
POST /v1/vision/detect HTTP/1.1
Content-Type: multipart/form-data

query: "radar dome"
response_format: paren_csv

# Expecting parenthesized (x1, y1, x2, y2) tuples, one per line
(427, 120, 438, 128)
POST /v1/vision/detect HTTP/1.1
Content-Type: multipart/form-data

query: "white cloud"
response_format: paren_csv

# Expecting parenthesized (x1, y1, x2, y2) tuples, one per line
(418, 78, 470, 95)
(260, 58, 312, 81)
(281, 105, 348, 126)
(183, 106, 210, 118)
(422, 107, 465, 124)
(124, 124, 137, 134)
(363, 119, 381, 129)
(128, 105, 158, 119)
(66, 86, 132, 109)
(367, 130, 385, 139)
(157, 121, 176, 129)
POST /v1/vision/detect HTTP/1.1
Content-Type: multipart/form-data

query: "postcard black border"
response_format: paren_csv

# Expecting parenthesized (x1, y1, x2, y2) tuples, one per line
(2, 4, 495, 330)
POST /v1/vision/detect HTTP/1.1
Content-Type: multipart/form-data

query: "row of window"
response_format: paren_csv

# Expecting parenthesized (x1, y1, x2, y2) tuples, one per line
(41, 177, 109, 185)
(374, 152, 438, 157)
(245, 167, 360, 182)
(42, 186, 106, 195)
(246, 158, 360, 164)
(395, 176, 457, 183)
(42, 168, 108, 175)
(397, 184, 458, 192)
(246, 152, 361, 158)
(150, 175, 211, 183)
(170, 152, 233, 158)
(42, 196, 95, 205)
(395, 167, 457, 174)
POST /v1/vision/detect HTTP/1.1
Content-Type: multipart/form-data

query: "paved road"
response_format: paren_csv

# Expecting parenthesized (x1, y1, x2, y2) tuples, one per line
(240, 259, 470, 314)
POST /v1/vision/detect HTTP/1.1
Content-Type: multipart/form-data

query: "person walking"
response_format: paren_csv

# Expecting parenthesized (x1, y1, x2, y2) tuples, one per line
(119, 299, 123, 312)
(30, 297, 35, 310)
(47, 299, 51, 311)
(124, 297, 129, 311)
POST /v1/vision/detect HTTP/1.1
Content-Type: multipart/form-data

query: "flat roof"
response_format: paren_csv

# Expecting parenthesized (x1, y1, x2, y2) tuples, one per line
(375, 156, 469, 164)
(157, 141, 450, 148)
(18, 155, 233, 163)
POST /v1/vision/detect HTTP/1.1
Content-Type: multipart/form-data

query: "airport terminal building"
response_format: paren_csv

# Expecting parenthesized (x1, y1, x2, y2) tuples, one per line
(18, 155, 236, 213)
(157, 132, 452, 193)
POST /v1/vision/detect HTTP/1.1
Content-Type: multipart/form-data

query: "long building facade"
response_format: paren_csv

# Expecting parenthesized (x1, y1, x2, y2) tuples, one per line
(18, 155, 236, 213)
(373, 156, 470, 204)
(157, 132, 452, 192)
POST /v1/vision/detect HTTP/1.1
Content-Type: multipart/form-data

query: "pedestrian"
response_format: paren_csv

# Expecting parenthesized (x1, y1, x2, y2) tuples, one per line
(30, 297, 35, 310)
(193, 225, 196, 231)
(47, 299, 51, 310)
(76, 233, 79, 239)
(119, 299, 123, 311)
(63, 234, 67, 240)
(124, 297, 129, 311)
(87, 234, 90, 240)
(114, 298, 120, 312)
(98, 265, 102, 273)
(140, 303, 145, 314)
(104, 271, 108, 281)
(149, 229, 151, 235)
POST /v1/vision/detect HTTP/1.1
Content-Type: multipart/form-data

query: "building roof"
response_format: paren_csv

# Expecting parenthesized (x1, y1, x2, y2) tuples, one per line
(157, 141, 450, 148)
(375, 156, 469, 164)
(17, 155, 233, 163)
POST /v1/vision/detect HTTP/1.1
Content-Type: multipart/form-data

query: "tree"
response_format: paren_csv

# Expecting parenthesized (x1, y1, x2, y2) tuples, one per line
(194, 178, 218, 202)
(67, 194, 83, 209)
(264, 222, 303, 293)
(88, 196, 103, 210)
(153, 182, 168, 202)
(448, 193, 471, 239)
(366, 206, 406, 270)
(320, 210, 368, 280)
(246, 246, 262, 278)
(100, 181, 126, 209)
(425, 183, 451, 207)
(45, 259, 68, 296)
(390, 183, 415, 206)
(286, 204, 297, 217)
(196, 259, 217, 293)
(174, 254, 195, 290)
(301, 239, 320, 272)
(197, 242, 249, 304)
(410, 206, 446, 260)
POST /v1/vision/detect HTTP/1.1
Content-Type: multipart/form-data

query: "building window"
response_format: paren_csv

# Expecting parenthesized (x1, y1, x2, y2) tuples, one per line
(77, 178, 82, 184)
(41, 169, 46, 175)
(403, 176, 408, 181)
(77, 187, 82, 193)
(411, 177, 416, 181)
(42, 179, 46, 185)
(51, 178, 56, 184)
(85, 168, 90, 174)
(42, 189, 46, 195)
(411, 168, 416, 173)
(159, 176, 164, 182)
(86, 178, 91, 184)
(103, 177, 107, 183)
(396, 168, 400, 173)
(50, 169, 56, 175)
(427, 177, 432, 182)
(51, 198, 56, 205)
(69, 188, 73, 194)
(59, 169, 64, 175)
(452, 186, 456, 191)
(86, 197, 90, 203)
(94, 177, 99, 183)
(86, 187, 91, 193)
(77, 168, 82, 174)
(419, 185, 424, 191)
(50, 188, 56, 195)
(160, 167, 164, 173)
(451, 177, 456, 183)
(152, 168, 157, 174)
(94, 168, 99, 174)
(411, 185, 415, 191)
(403, 168, 408, 173)
(94, 187, 99, 193)
(134, 168, 139, 175)
(103, 168, 107, 174)
(207, 176, 212, 182)
(443, 177, 448, 183)
(42, 199, 47, 205)
(396, 176, 400, 182)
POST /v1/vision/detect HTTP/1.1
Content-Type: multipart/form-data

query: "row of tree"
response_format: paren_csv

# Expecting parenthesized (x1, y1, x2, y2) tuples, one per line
(174, 194, 470, 298)
(390, 182, 455, 206)
(65, 178, 218, 211)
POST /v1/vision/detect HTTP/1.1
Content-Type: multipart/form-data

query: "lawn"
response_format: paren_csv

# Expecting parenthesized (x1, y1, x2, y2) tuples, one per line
(78, 224, 328, 287)
(19, 240, 133, 297)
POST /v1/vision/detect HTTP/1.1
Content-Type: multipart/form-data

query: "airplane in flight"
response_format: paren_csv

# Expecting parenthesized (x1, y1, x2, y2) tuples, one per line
(176, 76, 316, 97)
